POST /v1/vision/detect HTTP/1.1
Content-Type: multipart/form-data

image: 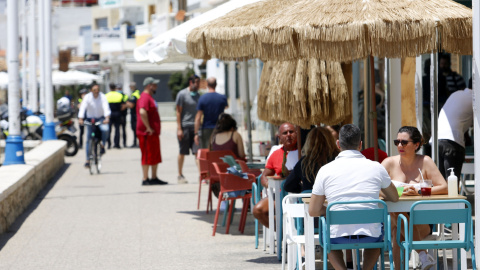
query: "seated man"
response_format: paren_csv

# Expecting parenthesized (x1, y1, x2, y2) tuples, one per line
(78, 82, 111, 168)
(253, 122, 299, 228)
(309, 124, 398, 270)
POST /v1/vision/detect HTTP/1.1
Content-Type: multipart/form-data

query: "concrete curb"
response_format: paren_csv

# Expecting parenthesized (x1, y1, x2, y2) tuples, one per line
(0, 140, 66, 233)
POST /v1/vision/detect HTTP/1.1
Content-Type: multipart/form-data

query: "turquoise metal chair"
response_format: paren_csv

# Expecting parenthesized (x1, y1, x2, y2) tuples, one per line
(321, 200, 393, 270)
(397, 200, 476, 270)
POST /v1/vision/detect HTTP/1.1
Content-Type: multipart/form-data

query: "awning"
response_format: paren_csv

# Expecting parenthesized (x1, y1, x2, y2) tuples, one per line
(133, 0, 261, 64)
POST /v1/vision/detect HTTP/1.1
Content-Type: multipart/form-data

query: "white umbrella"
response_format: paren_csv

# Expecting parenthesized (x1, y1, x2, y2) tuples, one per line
(51, 70, 103, 86)
(133, 0, 261, 64)
(0, 72, 8, 89)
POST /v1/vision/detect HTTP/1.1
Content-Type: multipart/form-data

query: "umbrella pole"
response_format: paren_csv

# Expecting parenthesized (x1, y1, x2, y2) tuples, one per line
(367, 56, 379, 161)
(243, 61, 253, 162)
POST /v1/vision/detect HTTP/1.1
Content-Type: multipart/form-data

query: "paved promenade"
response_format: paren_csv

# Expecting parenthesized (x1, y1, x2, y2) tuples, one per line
(0, 122, 279, 269)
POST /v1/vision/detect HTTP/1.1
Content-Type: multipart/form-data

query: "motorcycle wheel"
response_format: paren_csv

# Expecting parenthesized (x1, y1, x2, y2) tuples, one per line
(58, 134, 79, 157)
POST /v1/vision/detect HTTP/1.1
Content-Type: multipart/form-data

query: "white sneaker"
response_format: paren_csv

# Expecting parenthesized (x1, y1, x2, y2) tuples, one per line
(419, 252, 436, 270)
(177, 175, 188, 184)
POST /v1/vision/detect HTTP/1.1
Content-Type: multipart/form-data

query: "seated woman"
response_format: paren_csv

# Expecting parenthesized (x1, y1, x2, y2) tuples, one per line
(382, 126, 447, 270)
(210, 113, 246, 159)
(284, 126, 339, 193)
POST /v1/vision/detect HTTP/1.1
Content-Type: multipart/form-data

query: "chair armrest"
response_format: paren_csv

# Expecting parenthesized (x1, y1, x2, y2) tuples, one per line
(396, 214, 409, 249)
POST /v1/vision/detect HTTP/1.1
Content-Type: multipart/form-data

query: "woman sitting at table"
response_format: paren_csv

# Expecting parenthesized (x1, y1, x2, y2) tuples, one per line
(284, 126, 339, 193)
(210, 113, 246, 160)
(382, 126, 447, 270)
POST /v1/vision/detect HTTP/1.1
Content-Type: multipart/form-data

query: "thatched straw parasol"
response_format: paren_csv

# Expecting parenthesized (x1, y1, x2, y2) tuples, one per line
(187, 0, 472, 62)
(258, 60, 350, 128)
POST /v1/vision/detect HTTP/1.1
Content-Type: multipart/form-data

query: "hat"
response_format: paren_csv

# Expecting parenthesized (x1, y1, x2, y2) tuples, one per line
(116, 83, 123, 89)
(79, 88, 88, 95)
(143, 77, 160, 86)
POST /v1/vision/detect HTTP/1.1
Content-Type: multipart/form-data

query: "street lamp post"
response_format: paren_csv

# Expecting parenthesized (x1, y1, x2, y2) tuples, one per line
(28, 0, 38, 113)
(4, 0, 26, 165)
(42, 0, 56, 140)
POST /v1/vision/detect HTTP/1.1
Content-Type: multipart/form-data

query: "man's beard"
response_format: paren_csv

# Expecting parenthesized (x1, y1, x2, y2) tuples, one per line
(152, 90, 157, 95)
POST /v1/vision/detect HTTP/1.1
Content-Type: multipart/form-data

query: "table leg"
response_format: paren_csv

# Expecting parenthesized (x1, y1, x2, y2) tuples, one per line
(460, 222, 467, 270)
(267, 182, 275, 254)
(453, 223, 459, 270)
(304, 203, 315, 270)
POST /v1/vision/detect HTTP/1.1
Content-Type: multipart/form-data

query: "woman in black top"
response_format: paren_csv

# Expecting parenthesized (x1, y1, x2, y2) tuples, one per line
(284, 126, 339, 193)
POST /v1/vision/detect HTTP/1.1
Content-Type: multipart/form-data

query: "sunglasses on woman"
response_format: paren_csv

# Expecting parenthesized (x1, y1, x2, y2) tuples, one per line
(393, 139, 413, 146)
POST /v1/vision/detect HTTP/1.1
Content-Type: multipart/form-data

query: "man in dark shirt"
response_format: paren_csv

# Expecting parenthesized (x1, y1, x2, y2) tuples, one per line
(194, 77, 228, 148)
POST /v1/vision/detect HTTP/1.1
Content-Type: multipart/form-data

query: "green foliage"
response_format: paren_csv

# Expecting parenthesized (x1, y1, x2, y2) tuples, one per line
(168, 68, 195, 101)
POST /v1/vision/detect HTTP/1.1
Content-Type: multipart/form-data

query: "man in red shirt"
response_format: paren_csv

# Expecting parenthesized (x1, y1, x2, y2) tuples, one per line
(137, 77, 168, 186)
(253, 122, 298, 227)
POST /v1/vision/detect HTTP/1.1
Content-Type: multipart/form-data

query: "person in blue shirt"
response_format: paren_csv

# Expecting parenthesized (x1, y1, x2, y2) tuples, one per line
(194, 77, 228, 149)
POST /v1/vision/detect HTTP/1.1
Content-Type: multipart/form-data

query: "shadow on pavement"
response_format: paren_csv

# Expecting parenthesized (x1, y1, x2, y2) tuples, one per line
(177, 210, 257, 237)
(0, 163, 71, 250)
(245, 256, 281, 264)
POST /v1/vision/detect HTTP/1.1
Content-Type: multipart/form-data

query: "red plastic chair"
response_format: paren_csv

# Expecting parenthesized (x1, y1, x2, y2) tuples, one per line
(212, 162, 255, 236)
(205, 150, 238, 213)
(197, 148, 210, 210)
(236, 159, 262, 177)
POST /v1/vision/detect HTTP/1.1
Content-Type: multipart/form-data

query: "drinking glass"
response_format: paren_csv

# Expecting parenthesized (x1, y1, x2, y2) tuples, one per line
(421, 180, 432, 197)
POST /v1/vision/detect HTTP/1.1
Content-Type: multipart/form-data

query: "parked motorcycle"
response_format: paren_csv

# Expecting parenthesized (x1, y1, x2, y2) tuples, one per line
(0, 107, 79, 157)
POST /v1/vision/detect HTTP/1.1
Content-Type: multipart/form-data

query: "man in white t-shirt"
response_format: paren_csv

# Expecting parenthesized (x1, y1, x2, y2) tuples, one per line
(309, 124, 398, 270)
(435, 78, 473, 180)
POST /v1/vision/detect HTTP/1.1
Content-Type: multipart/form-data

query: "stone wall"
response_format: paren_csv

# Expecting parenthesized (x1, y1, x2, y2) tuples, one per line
(0, 140, 65, 233)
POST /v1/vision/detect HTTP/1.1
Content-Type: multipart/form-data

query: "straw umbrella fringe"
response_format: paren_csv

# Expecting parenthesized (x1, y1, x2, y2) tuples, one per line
(187, 0, 472, 62)
(258, 59, 349, 128)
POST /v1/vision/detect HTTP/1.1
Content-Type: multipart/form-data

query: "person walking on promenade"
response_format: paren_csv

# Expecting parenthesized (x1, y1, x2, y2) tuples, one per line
(194, 77, 228, 149)
(309, 124, 398, 270)
(106, 83, 126, 149)
(116, 83, 129, 148)
(175, 74, 200, 184)
(137, 77, 167, 186)
(127, 82, 141, 147)
(78, 82, 110, 168)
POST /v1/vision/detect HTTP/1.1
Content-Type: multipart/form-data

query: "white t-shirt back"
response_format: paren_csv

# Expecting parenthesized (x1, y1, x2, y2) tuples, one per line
(312, 150, 392, 238)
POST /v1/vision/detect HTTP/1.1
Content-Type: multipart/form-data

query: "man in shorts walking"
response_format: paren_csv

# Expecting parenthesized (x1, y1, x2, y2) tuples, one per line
(137, 77, 167, 186)
(175, 74, 200, 184)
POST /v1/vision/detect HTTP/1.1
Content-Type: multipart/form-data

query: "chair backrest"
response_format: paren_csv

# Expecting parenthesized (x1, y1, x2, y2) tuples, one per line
(197, 149, 210, 174)
(252, 182, 259, 204)
(409, 200, 472, 245)
(323, 200, 389, 252)
(207, 150, 238, 181)
(212, 162, 254, 193)
(282, 194, 312, 238)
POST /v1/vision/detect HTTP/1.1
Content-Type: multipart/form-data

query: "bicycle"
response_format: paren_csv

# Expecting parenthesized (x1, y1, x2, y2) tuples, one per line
(84, 119, 103, 175)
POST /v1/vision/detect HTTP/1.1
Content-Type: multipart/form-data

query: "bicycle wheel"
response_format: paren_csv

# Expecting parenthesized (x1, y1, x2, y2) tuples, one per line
(88, 140, 96, 175)
(96, 143, 102, 174)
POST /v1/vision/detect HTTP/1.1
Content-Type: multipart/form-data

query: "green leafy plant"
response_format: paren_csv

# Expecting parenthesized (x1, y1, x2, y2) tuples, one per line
(168, 68, 195, 101)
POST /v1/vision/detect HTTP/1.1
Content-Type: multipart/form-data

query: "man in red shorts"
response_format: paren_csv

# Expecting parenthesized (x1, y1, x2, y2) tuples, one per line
(137, 77, 168, 185)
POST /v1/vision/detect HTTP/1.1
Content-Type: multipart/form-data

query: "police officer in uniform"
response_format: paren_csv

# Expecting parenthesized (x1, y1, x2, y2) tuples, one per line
(127, 82, 141, 147)
(106, 83, 126, 149)
(116, 83, 128, 147)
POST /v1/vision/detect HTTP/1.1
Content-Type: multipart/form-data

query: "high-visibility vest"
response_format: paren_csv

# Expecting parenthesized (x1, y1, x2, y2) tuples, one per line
(106, 91, 124, 112)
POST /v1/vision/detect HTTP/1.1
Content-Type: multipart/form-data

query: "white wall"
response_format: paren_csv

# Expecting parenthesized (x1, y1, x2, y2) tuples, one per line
(54, 7, 92, 50)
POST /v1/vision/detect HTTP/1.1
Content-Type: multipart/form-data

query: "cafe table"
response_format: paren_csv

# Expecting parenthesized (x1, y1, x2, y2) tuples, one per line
(266, 176, 285, 258)
(302, 194, 468, 270)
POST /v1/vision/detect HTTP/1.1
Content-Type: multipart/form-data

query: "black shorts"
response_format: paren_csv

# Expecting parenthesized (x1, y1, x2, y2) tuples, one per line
(178, 127, 198, 155)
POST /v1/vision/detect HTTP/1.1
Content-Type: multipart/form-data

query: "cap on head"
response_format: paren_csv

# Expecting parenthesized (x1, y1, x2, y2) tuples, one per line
(116, 83, 123, 89)
(143, 77, 160, 86)
(79, 88, 88, 95)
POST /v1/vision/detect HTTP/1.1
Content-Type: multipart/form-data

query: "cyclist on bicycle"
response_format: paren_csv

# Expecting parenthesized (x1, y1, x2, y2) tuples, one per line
(78, 82, 111, 168)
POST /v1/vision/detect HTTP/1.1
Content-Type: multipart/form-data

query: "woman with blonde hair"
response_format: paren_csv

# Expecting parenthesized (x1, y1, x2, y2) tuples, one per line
(284, 126, 340, 192)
